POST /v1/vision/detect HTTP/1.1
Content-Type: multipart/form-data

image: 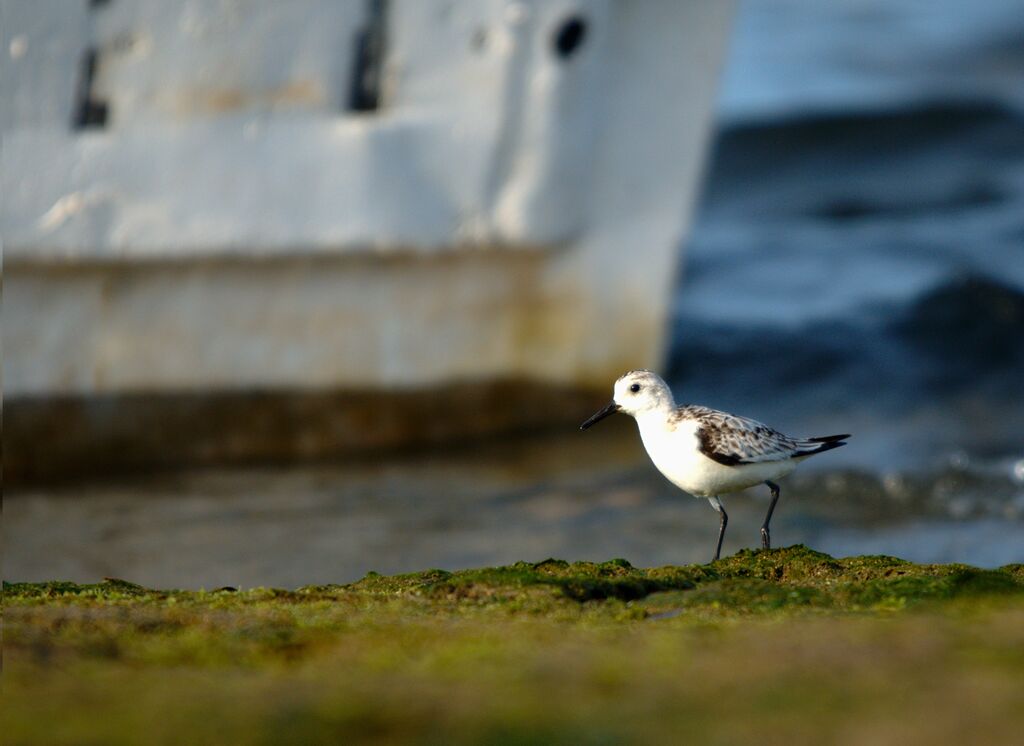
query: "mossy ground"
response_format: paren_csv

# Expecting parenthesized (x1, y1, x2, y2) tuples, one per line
(6, 546, 1024, 745)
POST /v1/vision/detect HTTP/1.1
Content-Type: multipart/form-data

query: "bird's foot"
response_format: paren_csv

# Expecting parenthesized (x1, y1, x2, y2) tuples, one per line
(760, 527, 771, 550)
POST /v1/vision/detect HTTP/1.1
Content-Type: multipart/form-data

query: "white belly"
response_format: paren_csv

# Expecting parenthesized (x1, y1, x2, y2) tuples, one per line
(637, 418, 796, 497)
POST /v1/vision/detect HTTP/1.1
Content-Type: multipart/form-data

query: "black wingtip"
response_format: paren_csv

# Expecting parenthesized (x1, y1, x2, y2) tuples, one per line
(794, 433, 850, 458)
(797, 439, 849, 457)
(807, 433, 851, 443)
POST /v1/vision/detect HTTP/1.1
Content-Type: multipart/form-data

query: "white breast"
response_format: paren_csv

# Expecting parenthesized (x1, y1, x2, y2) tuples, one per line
(635, 416, 796, 497)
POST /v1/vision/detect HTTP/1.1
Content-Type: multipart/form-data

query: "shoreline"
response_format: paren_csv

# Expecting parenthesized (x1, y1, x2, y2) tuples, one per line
(7, 546, 1024, 744)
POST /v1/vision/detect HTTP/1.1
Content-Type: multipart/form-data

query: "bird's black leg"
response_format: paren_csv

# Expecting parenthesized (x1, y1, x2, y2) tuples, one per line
(762, 480, 780, 550)
(710, 497, 728, 562)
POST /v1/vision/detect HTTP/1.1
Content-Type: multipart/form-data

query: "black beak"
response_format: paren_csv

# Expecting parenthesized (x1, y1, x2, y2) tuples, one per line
(580, 401, 620, 430)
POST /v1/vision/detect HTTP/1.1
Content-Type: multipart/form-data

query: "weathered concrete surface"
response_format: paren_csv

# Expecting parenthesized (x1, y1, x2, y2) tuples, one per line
(4, 251, 644, 394)
(2, 1, 734, 477)
(5, 378, 608, 484)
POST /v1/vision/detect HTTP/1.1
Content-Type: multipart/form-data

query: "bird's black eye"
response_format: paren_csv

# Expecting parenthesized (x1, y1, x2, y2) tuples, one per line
(630, 383, 641, 393)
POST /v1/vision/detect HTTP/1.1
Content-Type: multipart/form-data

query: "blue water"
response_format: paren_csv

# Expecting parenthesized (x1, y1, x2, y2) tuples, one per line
(670, 0, 1024, 474)
(720, 0, 1024, 121)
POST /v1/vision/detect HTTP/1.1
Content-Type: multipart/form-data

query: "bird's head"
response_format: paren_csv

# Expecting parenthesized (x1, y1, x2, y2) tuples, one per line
(580, 370, 675, 429)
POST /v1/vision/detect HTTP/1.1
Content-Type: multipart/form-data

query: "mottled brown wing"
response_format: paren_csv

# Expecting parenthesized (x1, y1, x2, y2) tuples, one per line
(686, 407, 800, 466)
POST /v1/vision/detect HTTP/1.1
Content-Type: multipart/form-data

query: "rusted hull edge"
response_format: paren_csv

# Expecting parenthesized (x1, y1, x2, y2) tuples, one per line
(4, 380, 608, 485)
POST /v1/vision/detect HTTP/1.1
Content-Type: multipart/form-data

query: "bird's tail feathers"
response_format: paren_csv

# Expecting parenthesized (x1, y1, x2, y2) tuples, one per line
(795, 433, 850, 456)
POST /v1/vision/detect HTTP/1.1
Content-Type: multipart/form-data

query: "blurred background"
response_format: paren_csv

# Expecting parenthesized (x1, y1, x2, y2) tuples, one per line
(5, 0, 1024, 588)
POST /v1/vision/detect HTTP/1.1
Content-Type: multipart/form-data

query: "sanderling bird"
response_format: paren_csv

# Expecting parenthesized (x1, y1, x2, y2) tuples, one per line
(580, 370, 849, 562)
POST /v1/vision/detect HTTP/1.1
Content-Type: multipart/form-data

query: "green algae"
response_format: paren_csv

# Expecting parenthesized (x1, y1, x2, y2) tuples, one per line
(9, 545, 1018, 613)
(5, 546, 1024, 745)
